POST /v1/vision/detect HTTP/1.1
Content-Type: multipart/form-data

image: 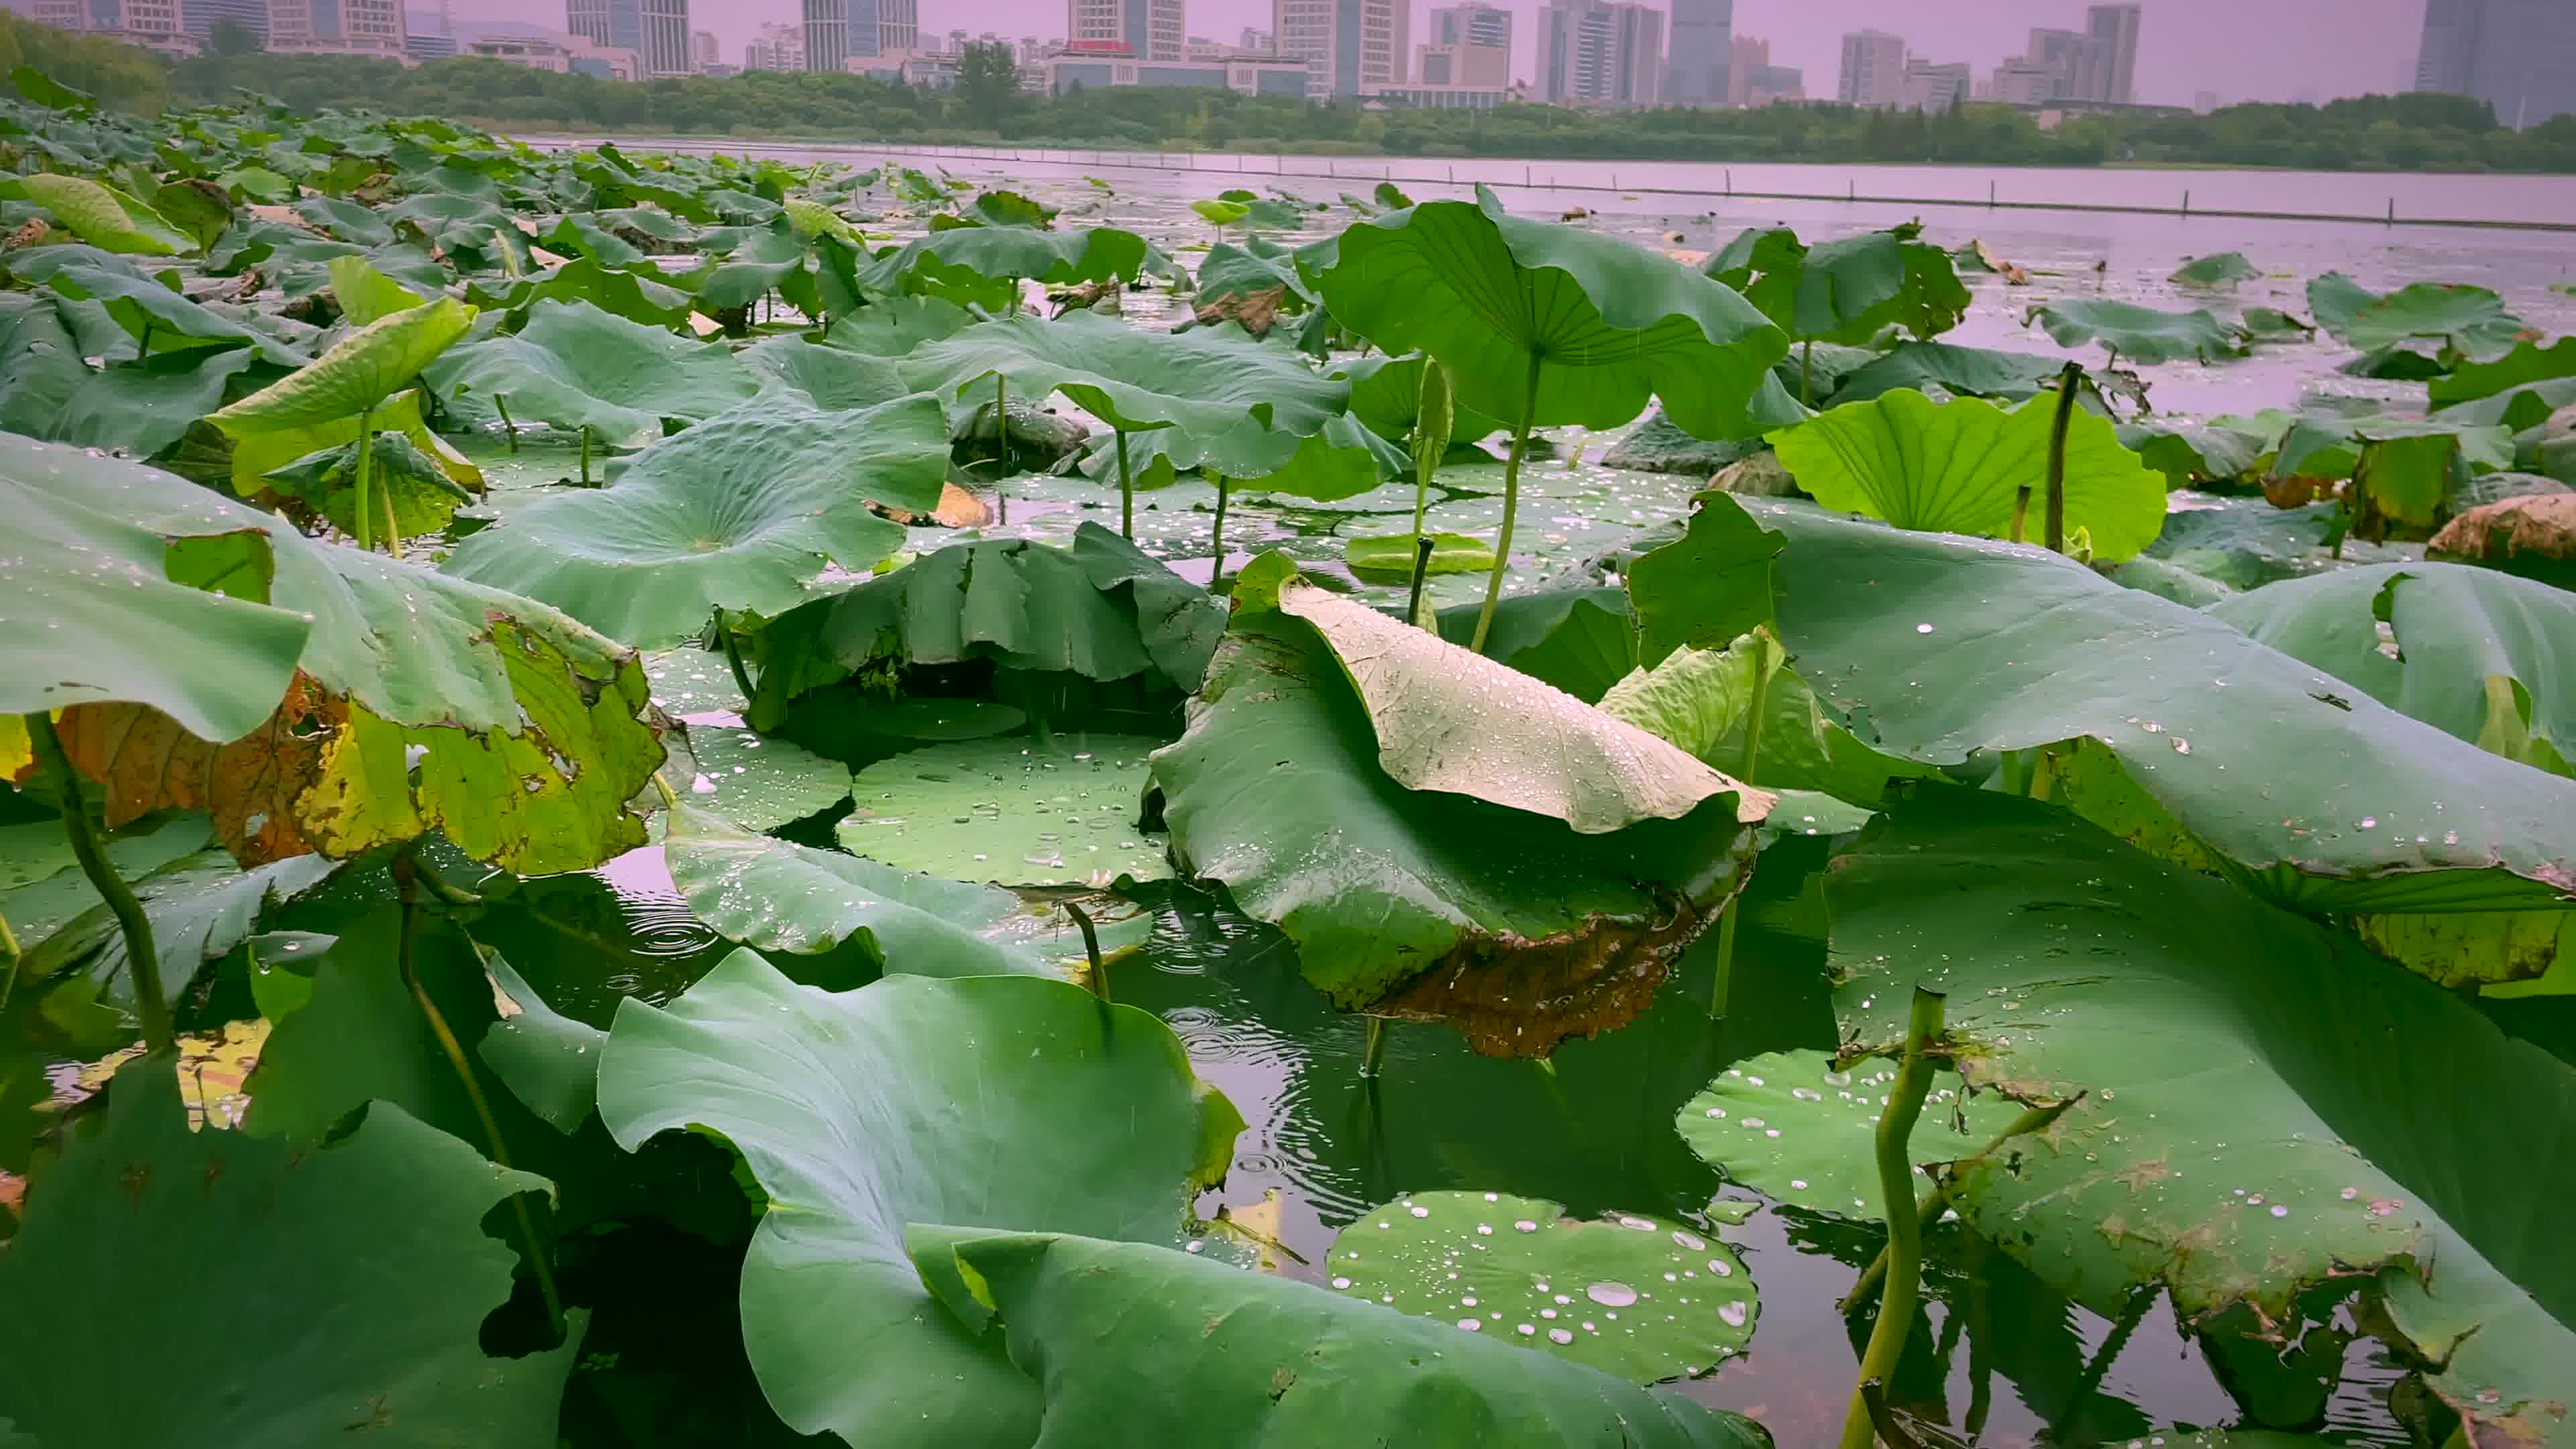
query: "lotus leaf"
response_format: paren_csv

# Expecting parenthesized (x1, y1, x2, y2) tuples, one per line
(1824, 339, 2067, 405)
(2027, 298, 2241, 364)
(1430, 588, 1639, 703)
(323, 254, 428, 326)
(1681, 1053, 2025, 1218)
(667, 720, 851, 831)
(1344, 531, 1495, 576)
(205, 295, 472, 434)
(1321, 1190, 1759, 1382)
(2427, 336, 2576, 414)
(1713, 494, 2576, 925)
(470, 257, 696, 328)
(688, 221, 809, 311)
(1149, 553, 1763, 1056)
(46, 262, 306, 365)
(2308, 270, 2525, 358)
(867, 225, 1147, 312)
(1341, 350, 1508, 445)
(838, 736, 1171, 888)
(736, 335, 906, 412)
(0, 435, 311, 742)
(1740, 788, 2576, 1446)
(1597, 635, 1930, 810)
(0, 172, 190, 255)
(1318, 185, 1789, 440)
(18, 848, 335, 1019)
(476, 953, 606, 1132)
(2169, 251, 2260, 287)
(423, 299, 756, 446)
(442, 392, 948, 650)
(663, 800, 1049, 977)
(1768, 387, 2168, 561)
(1705, 221, 1970, 345)
(2119, 413, 2292, 488)
(0, 1060, 581, 1446)
(904, 1230, 1766, 1448)
(596, 952, 1242, 1449)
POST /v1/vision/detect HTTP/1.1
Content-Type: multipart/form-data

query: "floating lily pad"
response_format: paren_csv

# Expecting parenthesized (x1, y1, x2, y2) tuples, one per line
(1679, 1051, 2028, 1218)
(671, 722, 851, 832)
(641, 647, 747, 722)
(837, 735, 1169, 886)
(1324, 1191, 1758, 1383)
(1344, 531, 1496, 576)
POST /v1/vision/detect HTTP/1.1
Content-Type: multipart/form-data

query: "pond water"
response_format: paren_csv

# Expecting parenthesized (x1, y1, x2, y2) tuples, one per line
(412, 157, 2538, 1442)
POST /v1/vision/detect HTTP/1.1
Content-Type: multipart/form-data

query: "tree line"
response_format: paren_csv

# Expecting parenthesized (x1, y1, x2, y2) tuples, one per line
(7, 15, 2573, 174)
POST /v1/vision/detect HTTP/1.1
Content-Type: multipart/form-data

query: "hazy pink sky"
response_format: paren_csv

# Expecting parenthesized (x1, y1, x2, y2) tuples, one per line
(586, 0, 2426, 106)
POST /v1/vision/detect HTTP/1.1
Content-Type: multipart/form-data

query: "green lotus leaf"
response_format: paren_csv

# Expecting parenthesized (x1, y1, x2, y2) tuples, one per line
(1344, 531, 1495, 576)
(1149, 553, 1762, 1056)
(900, 310, 1349, 473)
(596, 951, 1242, 1449)
(2241, 305, 2315, 341)
(2427, 337, 2576, 413)
(1708, 494, 2576, 920)
(905, 1231, 1765, 1448)
(1193, 239, 1315, 313)
(736, 335, 905, 412)
(0, 435, 311, 741)
(217, 387, 480, 521)
(1706, 222, 1969, 345)
(293, 193, 392, 247)
(838, 736, 1171, 888)
(423, 299, 756, 447)
(476, 951, 606, 1132)
(3, 292, 264, 458)
(542, 213, 647, 266)
(1340, 351, 1509, 444)
(17, 849, 337, 1022)
(1824, 339, 2068, 405)
(2271, 414, 2513, 482)
(1598, 634, 1931, 810)
(0, 172, 190, 255)
(262, 428, 476, 541)
(1321, 1191, 1759, 1382)
(380, 191, 530, 271)
(821, 293, 976, 357)
(443, 392, 947, 650)
(1430, 587, 1640, 702)
(1319, 186, 1790, 439)
(45, 262, 306, 366)
(969, 189, 1053, 228)
(2118, 411, 2294, 487)
(2169, 251, 2261, 288)
(1081, 406, 1401, 502)
(782, 198, 860, 244)
(7, 64, 95, 111)
(1768, 388, 2168, 562)
(1733, 788, 2576, 1446)
(662, 800, 1049, 977)
(1191, 198, 1250, 227)
(2027, 298, 2242, 364)
(867, 225, 1146, 311)
(688, 221, 809, 311)
(206, 296, 472, 435)
(2308, 270, 2526, 359)
(0, 1058, 580, 1446)
(323, 254, 429, 326)
(2210, 563, 2573, 778)
(0, 293, 83, 441)
(665, 720, 851, 832)
(468, 258, 696, 328)
(1682, 1051, 2025, 1218)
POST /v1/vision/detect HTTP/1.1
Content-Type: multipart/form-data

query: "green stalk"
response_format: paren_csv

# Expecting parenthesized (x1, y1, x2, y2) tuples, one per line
(1063, 900, 1107, 1001)
(578, 425, 592, 487)
(2045, 360, 2081, 554)
(1405, 535, 1436, 630)
(494, 395, 520, 453)
(1116, 427, 1134, 539)
(1708, 628, 1776, 1021)
(1839, 987, 1947, 1449)
(1208, 472, 1230, 584)
(1360, 1016, 1389, 1079)
(350, 406, 376, 553)
(1839, 1097, 2072, 1313)
(1800, 339, 1813, 408)
(1470, 353, 1544, 655)
(994, 373, 1008, 470)
(392, 849, 564, 1339)
(28, 712, 170, 1055)
(716, 616, 755, 703)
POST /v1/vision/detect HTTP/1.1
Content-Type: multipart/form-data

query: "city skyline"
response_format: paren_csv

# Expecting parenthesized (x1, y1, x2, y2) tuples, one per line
(626, 0, 2424, 107)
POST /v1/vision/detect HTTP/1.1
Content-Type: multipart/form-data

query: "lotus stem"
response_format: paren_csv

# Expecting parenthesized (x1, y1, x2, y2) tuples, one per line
(2053, 1287, 2153, 1444)
(0, 909, 19, 1016)
(28, 711, 170, 1056)
(1838, 987, 1947, 1449)
(1800, 339, 1814, 409)
(1360, 1015, 1389, 1079)
(1839, 1097, 2074, 1313)
(1859, 1383, 1925, 1449)
(1209, 473, 1230, 585)
(1470, 353, 1544, 655)
(578, 425, 592, 487)
(391, 847, 564, 1340)
(378, 478, 400, 557)
(1405, 535, 1436, 629)
(1116, 427, 1134, 539)
(994, 374, 1008, 470)
(1063, 899, 1107, 1001)
(2008, 487, 2030, 545)
(715, 613, 755, 702)
(494, 395, 519, 453)
(351, 405, 376, 553)
(2045, 361, 2081, 554)
(1708, 629, 1777, 1021)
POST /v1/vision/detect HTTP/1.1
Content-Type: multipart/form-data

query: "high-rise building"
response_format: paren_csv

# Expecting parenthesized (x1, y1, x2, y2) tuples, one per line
(185, 0, 270, 46)
(1539, 0, 1660, 107)
(1836, 28, 1903, 107)
(1415, 38, 1505, 85)
(2415, 0, 2576, 127)
(52, 0, 195, 50)
(1274, 0, 1405, 97)
(1662, 0, 1727, 106)
(805, 0, 913, 67)
(1988, 56, 2055, 103)
(1237, 24, 1270, 51)
(2024, 25, 2112, 101)
(1068, 0, 1182, 60)
(269, 0, 405, 57)
(1900, 57, 1968, 111)
(745, 17, 803, 68)
(567, 0, 688, 76)
(690, 26, 714, 66)
(1427, 1, 1508, 50)
(2086, 3, 2139, 103)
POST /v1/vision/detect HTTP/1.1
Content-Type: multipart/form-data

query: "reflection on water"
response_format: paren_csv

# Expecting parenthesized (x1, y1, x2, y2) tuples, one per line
(488, 830, 2408, 1446)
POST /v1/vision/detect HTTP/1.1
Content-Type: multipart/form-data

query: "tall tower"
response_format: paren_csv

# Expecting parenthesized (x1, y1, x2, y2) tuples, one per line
(1835, 28, 1904, 107)
(1067, 0, 1181, 60)
(1274, 0, 1402, 95)
(1662, 0, 1729, 106)
(1540, 0, 1661, 106)
(2085, 3, 2140, 104)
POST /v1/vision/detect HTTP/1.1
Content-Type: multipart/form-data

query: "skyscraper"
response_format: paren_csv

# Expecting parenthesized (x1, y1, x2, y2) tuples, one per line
(184, 0, 270, 45)
(568, 0, 690, 76)
(2415, 0, 2576, 127)
(1539, 0, 1661, 107)
(2086, 3, 2140, 104)
(1274, 0, 1405, 97)
(268, 0, 405, 56)
(1067, 0, 1183, 61)
(1427, 1, 1509, 50)
(1836, 28, 1904, 107)
(2023, 25, 2110, 101)
(1662, 0, 1728, 107)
